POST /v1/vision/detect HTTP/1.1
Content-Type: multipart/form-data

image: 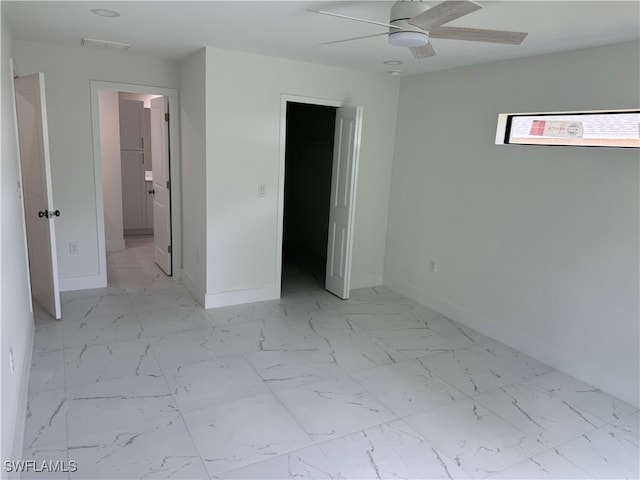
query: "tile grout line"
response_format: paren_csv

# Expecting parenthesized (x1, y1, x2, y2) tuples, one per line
(146, 335, 211, 479)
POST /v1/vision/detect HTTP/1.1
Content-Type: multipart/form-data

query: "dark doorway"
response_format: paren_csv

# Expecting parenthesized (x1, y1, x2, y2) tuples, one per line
(282, 102, 337, 292)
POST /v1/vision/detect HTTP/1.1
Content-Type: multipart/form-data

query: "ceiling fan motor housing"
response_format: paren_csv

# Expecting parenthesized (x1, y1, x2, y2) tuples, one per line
(389, 1, 430, 47)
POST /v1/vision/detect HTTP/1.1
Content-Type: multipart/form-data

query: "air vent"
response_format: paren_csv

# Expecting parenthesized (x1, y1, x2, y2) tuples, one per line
(81, 38, 130, 52)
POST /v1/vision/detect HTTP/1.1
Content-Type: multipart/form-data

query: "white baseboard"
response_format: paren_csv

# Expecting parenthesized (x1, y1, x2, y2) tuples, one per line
(204, 286, 279, 309)
(384, 276, 639, 408)
(350, 274, 383, 291)
(59, 274, 106, 292)
(9, 318, 34, 477)
(124, 228, 153, 236)
(181, 269, 205, 308)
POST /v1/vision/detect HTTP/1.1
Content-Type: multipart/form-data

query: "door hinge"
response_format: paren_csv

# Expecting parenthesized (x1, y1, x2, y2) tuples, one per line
(168, 245, 172, 253)
(165, 112, 169, 122)
(166, 180, 171, 189)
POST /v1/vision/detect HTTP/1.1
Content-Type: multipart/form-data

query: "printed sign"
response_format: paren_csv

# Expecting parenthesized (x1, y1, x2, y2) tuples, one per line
(497, 111, 640, 148)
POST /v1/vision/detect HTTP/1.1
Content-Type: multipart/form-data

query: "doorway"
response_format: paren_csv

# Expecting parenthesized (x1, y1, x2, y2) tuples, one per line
(90, 81, 180, 288)
(111, 93, 172, 284)
(277, 95, 363, 299)
(118, 94, 157, 241)
(282, 102, 336, 292)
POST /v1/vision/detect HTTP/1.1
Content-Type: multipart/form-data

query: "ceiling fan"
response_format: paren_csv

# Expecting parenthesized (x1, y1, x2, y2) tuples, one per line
(310, 0, 528, 59)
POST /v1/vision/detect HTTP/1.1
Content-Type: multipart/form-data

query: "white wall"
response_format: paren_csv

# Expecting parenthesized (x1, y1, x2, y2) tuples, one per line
(179, 49, 207, 303)
(203, 48, 400, 306)
(1, 17, 34, 470)
(384, 41, 640, 406)
(99, 90, 124, 252)
(13, 40, 179, 290)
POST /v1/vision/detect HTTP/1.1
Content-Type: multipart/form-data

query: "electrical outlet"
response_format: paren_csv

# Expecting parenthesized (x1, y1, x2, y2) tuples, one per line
(69, 242, 79, 255)
(429, 259, 438, 273)
(258, 184, 266, 198)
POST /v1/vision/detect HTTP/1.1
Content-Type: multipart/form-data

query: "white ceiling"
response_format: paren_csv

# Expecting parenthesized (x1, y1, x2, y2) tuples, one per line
(3, 1, 639, 76)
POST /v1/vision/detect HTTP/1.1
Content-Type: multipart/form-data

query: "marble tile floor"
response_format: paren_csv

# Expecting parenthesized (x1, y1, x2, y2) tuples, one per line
(22, 237, 638, 479)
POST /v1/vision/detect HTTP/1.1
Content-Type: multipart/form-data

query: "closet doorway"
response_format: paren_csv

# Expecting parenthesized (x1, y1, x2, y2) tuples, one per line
(281, 102, 336, 292)
(277, 96, 363, 299)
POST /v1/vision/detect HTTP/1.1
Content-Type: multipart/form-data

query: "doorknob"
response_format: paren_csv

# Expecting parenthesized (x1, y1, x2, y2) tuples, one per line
(38, 210, 60, 218)
(148, 189, 155, 195)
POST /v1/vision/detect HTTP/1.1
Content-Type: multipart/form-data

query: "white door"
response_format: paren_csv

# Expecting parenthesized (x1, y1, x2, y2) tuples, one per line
(150, 96, 172, 275)
(325, 106, 363, 299)
(14, 73, 61, 319)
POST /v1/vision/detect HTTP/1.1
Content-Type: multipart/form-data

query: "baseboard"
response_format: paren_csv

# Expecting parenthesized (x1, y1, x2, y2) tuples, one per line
(350, 274, 384, 291)
(9, 318, 34, 477)
(59, 274, 106, 292)
(181, 269, 205, 308)
(384, 276, 639, 408)
(123, 228, 153, 236)
(385, 276, 522, 343)
(106, 238, 126, 252)
(204, 286, 279, 310)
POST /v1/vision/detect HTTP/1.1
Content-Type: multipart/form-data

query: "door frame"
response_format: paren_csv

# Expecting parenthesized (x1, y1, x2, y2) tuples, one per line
(276, 94, 358, 295)
(90, 81, 181, 285)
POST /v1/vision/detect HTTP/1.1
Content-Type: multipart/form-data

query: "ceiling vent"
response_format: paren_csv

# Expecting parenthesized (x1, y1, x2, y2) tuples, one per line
(81, 38, 130, 52)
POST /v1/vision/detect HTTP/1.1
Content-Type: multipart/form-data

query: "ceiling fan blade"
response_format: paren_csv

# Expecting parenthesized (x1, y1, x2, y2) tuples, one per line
(409, 0, 482, 30)
(410, 43, 437, 59)
(430, 26, 528, 44)
(319, 32, 389, 46)
(308, 9, 402, 30)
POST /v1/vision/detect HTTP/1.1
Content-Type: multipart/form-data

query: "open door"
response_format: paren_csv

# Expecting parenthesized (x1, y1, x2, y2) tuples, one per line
(325, 106, 363, 299)
(150, 96, 172, 275)
(14, 72, 61, 319)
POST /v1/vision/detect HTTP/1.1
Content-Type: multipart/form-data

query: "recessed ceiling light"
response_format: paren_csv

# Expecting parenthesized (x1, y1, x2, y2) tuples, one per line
(388, 69, 402, 76)
(91, 8, 120, 18)
(383, 60, 403, 66)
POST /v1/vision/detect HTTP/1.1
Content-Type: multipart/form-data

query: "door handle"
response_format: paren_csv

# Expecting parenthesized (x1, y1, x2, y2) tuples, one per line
(148, 189, 155, 195)
(37, 210, 60, 218)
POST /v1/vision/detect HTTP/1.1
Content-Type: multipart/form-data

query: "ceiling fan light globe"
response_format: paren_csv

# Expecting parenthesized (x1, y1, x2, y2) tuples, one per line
(388, 31, 429, 47)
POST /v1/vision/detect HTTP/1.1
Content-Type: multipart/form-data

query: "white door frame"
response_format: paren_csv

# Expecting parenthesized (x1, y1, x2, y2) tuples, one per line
(90, 81, 181, 285)
(277, 94, 351, 295)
